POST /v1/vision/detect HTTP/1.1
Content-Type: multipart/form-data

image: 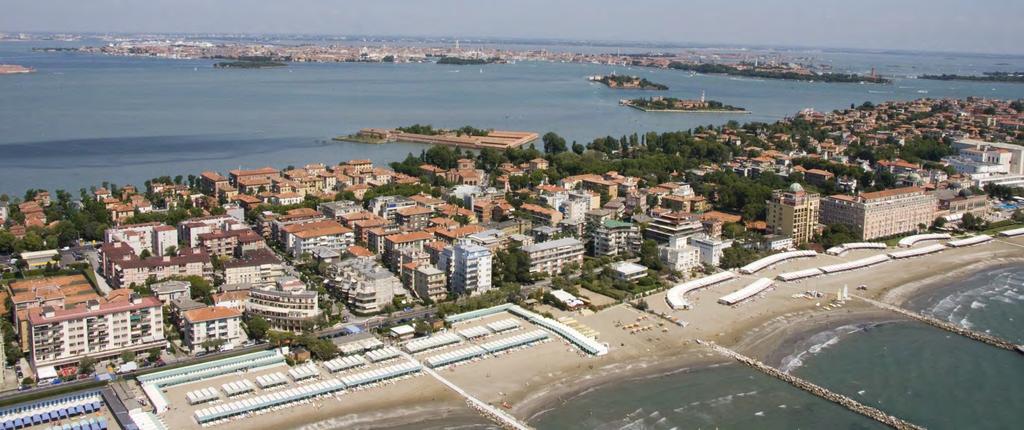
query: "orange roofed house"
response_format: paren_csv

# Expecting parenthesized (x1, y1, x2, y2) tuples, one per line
(181, 306, 244, 352)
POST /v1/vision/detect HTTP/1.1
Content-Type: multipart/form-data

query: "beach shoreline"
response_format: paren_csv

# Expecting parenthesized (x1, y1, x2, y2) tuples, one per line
(238, 238, 1024, 429)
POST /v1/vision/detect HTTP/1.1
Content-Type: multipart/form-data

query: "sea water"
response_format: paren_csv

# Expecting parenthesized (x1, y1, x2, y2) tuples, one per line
(532, 266, 1024, 429)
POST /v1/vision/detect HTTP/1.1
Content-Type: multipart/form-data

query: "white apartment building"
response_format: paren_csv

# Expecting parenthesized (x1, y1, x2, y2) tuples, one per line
(182, 306, 244, 352)
(440, 242, 493, 295)
(689, 235, 733, 267)
(245, 277, 322, 332)
(521, 238, 584, 276)
(660, 235, 702, 273)
(593, 219, 642, 257)
(285, 221, 355, 258)
(104, 222, 179, 256)
(26, 294, 166, 369)
(330, 257, 406, 314)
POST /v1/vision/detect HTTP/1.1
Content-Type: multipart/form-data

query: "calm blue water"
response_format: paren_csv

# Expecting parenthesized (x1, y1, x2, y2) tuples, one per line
(3, 40, 1024, 194)
(533, 266, 1024, 430)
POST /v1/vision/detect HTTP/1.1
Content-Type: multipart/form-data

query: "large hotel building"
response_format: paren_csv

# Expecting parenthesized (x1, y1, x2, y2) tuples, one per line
(26, 293, 165, 369)
(820, 187, 937, 240)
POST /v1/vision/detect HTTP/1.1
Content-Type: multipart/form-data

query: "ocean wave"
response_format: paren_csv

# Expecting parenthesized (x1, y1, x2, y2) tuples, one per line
(970, 301, 987, 309)
(779, 324, 867, 373)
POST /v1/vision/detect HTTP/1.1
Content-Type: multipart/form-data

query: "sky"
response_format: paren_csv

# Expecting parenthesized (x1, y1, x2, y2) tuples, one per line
(3, 0, 1023, 55)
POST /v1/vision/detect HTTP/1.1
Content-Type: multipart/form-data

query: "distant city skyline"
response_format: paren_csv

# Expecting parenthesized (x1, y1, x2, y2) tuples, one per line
(3, 0, 1023, 55)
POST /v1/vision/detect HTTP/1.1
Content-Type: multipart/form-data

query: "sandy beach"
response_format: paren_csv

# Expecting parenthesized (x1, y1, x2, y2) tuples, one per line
(180, 235, 1023, 429)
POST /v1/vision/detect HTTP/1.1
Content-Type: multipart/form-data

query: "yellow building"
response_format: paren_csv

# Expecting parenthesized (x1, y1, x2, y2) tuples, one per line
(766, 184, 820, 245)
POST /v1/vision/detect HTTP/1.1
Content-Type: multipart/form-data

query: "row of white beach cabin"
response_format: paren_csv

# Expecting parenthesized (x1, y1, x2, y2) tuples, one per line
(888, 244, 947, 259)
(717, 278, 774, 305)
(422, 330, 549, 368)
(185, 388, 219, 405)
(194, 361, 423, 425)
(255, 372, 288, 389)
(365, 346, 401, 363)
(739, 250, 818, 274)
(440, 303, 609, 356)
(826, 242, 887, 256)
(998, 227, 1024, 237)
(288, 363, 319, 381)
(456, 325, 491, 340)
(947, 234, 993, 247)
(221, 380, 256, 397)
(665, 271, 738, 310)
(324, 355, 368, 373)
(402, 332, 463, 354)
(486, 318, 521, 333)
(898, 233, 951, 248)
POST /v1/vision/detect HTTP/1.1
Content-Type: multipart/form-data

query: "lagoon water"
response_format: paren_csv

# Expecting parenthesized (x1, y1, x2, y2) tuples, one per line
(533, 266, 1024, 430)
(3, 40, 1024, 194)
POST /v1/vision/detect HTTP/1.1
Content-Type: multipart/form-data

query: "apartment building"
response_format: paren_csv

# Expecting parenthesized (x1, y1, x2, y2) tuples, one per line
(413, 265, 447, 302)
(104, 222, 179, 257)
(26, 294, 165, 369)
(329, 257, 405, 314)
(519, 203, 563, 227)
(197, 228, 265, 258)
(110, 248, 213, 289)
(222, 250, 285, 287)
(766, 184, 820, 245)
(593, 219, 642, 257)
(245, 277, 322, 332)
(643, 211, 704, 243)
(181, 306, 243, 352)
(659, 235, 701, 273)
(820, 187, 937, 240)
(439, 242, 493, 296)
(521, 238, 584, 276)
(285, 220, 355, 258)
(177, 215, 241, 248)
(383, 231, 434, 271)
(228, 166, 281, 187)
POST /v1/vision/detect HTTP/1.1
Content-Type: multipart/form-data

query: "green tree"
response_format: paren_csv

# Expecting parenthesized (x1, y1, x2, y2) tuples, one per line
(78, 356, 97, 375)
(542, 132, 567, 154)
(245, 315, 271, 341)
(638, 240, 662, 270)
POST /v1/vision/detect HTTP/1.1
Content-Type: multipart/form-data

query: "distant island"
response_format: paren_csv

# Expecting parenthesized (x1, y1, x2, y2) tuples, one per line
(213, 59, 287, 69)
(666, 62, 890, 84)
(335, 125, 537, 150)
(0, 64, 34, 75)
(919, 72, 1024, 83)
(621, 95, 748, 113)
(436, 56, 497, 65)
(589, 74, 668, 90)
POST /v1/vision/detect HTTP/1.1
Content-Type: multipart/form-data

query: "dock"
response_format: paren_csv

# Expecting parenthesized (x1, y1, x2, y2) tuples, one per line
(400, 351, 532, 430)
(700, 341, 925, 430)
(852, 295, 1022, 352)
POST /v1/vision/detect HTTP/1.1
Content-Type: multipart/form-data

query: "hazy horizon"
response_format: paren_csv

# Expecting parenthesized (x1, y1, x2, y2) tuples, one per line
(3, 0, 1023, 55)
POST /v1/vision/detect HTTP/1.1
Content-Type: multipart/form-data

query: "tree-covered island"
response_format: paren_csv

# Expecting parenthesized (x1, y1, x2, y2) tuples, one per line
(589, 74, 668, 90)
(622, 96, 747, 113)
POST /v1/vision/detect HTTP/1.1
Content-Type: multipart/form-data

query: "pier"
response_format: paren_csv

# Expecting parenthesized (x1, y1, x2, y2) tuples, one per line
(700, 341, 925, 430)
(400, 351, 532, 430)
(852, 295, 1022, 352)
